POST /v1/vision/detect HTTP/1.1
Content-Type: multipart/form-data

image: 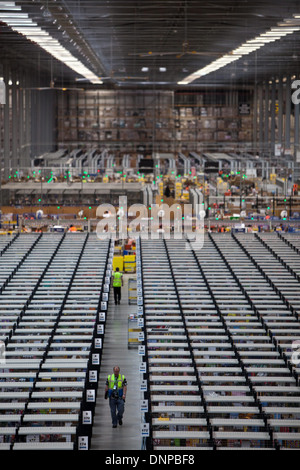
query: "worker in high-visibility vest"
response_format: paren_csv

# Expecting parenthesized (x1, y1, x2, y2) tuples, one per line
(104, 366, 127, 428)
(112, 267, 123, 305)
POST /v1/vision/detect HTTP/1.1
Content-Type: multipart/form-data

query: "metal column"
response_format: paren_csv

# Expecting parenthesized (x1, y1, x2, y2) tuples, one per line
(11, 68, 18, 172)
(253, 84, 258, 154)
(24, 72, 31, 167)
(294, 76, 300, 181)
(270, 79, 276, 155)
(285, 76, 291, 153)
(278, 77, 283, 150)
(264, 81, 270, 156)
(258, 84, 264, 156)
(3, 62, 10, 180)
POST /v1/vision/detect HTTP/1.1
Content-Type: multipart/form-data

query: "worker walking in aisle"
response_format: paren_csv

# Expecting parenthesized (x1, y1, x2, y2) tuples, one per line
(104, 366, 127, 428)
(112, 267, 123, 305)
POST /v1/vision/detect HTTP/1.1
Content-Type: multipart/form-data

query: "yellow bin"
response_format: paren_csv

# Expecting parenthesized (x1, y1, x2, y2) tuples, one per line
(124, 255, 136, 273)
(113, 256, 124, 272)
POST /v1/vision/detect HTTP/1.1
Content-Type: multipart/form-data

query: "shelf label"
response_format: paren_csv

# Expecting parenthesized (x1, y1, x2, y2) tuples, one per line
(89, 370, 97, 383)
(99, 312, 106, 322)
(92, 354, 100, 365)
(82, 411, 92, 425)
(97, 324, 104, 335)
(138, 332, 145, 342)
(141, 423, 150, 437)
(140, 380, 147, 392)
(86, 389, 95, 402)
(94, 338, 102, 349)
(78, 436, 89, 450)
(137, 306, 143, 316)
(141, 400, 148, 412)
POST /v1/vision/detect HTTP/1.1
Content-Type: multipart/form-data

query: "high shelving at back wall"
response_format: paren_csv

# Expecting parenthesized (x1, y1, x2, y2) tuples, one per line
(56, 89, 254, 158)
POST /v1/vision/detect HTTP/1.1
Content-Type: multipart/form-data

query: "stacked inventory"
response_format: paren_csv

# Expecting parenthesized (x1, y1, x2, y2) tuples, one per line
(138, 234, 300, 450)
(0, 233, 111, 450)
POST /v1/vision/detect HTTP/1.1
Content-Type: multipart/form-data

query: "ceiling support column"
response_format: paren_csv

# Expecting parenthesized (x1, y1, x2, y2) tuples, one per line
(11, 68, 19, 173)
(294, 77, 300, 182)
(253, 84, 258, 154)
(270, 79, 276, 157)
(264, 80, 270, 157)
(18, 69, 25, 171)
(3, 62, 10, 180)
(24, 72, 31, 167)
(278, 77, 283, 150)
(285, 75, 291, 154)
(258, 83, 264, 157)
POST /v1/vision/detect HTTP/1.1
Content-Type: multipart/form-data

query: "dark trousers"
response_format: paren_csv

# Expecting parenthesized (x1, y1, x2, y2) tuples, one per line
(113, 286, 121, 304)
(109, 397, 125, 426)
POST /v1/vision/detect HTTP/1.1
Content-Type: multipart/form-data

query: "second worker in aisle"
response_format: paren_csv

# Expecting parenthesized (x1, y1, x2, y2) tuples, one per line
(112, 267, 123, 305)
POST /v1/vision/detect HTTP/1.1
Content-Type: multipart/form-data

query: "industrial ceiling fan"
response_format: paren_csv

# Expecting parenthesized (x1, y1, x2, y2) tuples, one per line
(22, 80, 84, 91)
(129, 0, 219, 59)
(22, 56, 84, 91)
(129, 41, 219, 59)
(99, 72, 149, 81)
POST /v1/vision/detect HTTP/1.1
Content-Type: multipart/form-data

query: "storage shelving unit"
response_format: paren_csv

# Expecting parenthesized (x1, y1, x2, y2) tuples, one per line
(57, 90, 253, 155)
(0, 232, 112, 450)
(138, 233, 300, 450)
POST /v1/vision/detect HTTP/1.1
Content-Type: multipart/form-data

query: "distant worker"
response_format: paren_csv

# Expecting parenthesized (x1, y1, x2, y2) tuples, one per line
(112, 267, 123, 305)
(104, 366, 127, 428)
(68, 225, 77, 232)
(164, 185, 171, 198)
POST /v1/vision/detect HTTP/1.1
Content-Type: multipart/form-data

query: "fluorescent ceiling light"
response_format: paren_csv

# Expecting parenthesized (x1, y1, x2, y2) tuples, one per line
(0, 1, 102, 85)
(0, 5, 21, 10)
(142, 67, 149, 72)
(178, 16, 300, 85)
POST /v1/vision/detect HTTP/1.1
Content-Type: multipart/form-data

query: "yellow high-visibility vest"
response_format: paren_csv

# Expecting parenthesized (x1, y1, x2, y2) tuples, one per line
(113, 271, 122, 287)
(107, 374, 125, 390)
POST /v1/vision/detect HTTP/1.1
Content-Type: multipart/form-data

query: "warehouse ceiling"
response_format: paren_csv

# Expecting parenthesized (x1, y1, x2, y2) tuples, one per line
(2, 0, 300, 89)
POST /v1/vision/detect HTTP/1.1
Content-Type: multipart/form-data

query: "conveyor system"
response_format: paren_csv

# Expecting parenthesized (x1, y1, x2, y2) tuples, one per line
(178, 153, 191, 176)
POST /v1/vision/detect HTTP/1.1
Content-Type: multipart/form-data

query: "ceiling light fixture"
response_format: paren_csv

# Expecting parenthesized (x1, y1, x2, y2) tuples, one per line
(0, 1, 102, 84)
(178, 17, 300, 85)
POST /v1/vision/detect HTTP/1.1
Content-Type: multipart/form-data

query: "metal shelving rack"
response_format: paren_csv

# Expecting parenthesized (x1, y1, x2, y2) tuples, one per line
(138, 233, 300, 450)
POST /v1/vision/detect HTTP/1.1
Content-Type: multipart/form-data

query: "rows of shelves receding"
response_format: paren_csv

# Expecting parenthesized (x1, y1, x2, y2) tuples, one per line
(138, 233, 300, 450)
(0, 232, 112, 450)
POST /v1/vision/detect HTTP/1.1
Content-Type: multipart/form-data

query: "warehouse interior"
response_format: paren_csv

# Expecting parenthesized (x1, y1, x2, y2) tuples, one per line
(0, 0, 300, 452)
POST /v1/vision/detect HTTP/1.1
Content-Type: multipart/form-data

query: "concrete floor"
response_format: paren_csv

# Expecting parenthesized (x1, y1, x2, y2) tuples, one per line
(91, 274, 142, 450)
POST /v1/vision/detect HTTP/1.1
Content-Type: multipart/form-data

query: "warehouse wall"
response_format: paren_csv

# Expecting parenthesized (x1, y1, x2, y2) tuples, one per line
(31, 89, 57, 160)
(254, 76, 300, 162)
(56, 88, 254, 156)
(0, 63, 56, 179)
